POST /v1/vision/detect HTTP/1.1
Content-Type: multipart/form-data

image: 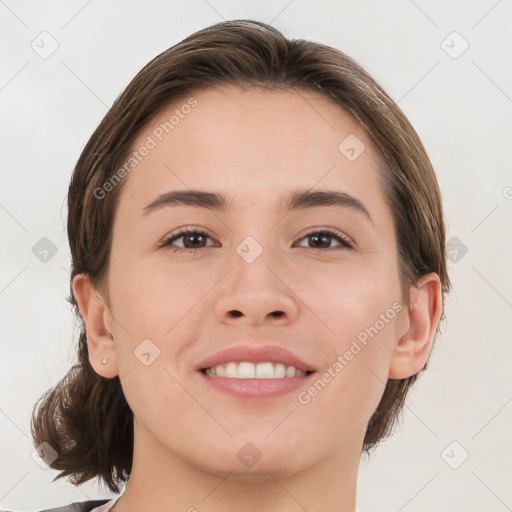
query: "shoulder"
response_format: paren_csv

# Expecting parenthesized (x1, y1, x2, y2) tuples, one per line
(0, 498, 114, 512)
(36, 499, 112, 512)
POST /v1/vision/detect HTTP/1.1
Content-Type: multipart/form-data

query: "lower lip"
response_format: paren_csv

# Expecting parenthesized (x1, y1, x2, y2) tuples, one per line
(198, 370, 316, 399)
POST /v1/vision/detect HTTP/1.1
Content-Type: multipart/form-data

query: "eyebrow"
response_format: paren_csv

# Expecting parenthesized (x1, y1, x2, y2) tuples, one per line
(142, 188, 372, 222)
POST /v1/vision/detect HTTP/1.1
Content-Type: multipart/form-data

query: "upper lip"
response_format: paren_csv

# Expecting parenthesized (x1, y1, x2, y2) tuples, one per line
(196, 344, 316, 373)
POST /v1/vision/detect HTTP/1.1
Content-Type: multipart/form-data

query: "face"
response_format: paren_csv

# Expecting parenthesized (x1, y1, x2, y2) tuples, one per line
(102, 86, 407, 478)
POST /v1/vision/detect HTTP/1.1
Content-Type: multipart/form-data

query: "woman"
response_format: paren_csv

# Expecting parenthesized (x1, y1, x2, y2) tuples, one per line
(29, 19, 449, 512)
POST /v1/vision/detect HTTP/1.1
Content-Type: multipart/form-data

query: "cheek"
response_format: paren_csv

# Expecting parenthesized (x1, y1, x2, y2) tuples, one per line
(108, 261, 204, 424)
(299, 261, 401, 402)
(108, 258, 219, 387)
(297, 255, 402, 336)
(296, 312, 398, 444)
(109, 257, 205, 333)
(118, 361, 198, 443)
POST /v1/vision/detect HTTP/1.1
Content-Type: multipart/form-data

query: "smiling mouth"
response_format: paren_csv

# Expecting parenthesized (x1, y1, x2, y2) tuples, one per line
(200, 361, 316, 379)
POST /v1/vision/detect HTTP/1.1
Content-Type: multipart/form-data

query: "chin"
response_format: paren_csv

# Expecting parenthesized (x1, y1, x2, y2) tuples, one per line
(185, 437, 316, 480)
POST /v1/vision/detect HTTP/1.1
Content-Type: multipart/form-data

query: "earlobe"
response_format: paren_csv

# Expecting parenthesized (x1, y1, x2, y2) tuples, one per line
(388, 273, 442, 379)
(72, 274, 119, 378)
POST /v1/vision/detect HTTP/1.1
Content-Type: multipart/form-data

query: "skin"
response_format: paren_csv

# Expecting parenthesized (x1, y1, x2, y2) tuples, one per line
(73, 86, 442, 512)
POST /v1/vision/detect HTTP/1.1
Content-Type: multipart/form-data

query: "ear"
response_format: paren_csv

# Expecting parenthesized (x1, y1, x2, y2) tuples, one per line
(72, 274, 119, 378)
(388, 272, 442, 379)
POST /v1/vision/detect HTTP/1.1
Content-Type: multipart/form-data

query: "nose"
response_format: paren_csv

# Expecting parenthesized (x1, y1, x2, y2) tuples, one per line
(214, 245, 299, 328)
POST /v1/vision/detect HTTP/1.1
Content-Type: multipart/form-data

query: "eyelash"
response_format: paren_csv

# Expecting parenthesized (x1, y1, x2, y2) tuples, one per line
(159, 226, 354, 253)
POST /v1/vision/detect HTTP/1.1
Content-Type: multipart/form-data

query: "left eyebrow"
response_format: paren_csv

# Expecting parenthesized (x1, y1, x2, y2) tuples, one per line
(141, 188, 372, 223)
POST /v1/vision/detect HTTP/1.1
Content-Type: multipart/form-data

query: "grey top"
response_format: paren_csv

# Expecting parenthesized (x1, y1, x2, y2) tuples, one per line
(0, 500, 113, 512)
(38, 500, 112, 512)
(0, 498, 117, 512)
(39, 501, 112, 512)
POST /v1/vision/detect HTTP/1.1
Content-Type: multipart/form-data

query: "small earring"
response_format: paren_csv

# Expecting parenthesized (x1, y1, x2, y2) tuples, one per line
(101, 357, 109, 365)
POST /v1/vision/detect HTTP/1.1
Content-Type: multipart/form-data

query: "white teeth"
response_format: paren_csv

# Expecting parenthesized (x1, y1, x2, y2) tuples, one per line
(238, 362, 255, 378)
(272, 363, 286, 378)
(204, 362, 310, 379)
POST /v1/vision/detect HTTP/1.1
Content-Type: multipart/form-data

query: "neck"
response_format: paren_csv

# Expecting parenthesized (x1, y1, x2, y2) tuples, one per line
(112, 427, 360, 512)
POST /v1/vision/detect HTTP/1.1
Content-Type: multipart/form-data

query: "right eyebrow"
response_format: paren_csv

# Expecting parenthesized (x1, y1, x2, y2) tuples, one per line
(282, 188, 372, 222)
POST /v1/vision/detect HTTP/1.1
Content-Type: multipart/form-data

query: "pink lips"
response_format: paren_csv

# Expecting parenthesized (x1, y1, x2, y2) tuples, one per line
(196, 344, 316, 400)
(199, 371, 315, 399)
(195, 344, 315, 373)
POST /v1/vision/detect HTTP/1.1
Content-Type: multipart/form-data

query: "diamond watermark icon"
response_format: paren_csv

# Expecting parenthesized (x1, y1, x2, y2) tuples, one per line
(441, 31, 469, 59)
(31, 442, 58, 469)
(446, 237, 468, 263)
(236, 236, 263, 264)
(237, 442, 262, 468)
(31, 31, 59, 59)
(134, 338, 161, 366)
(338, 134, 366, 161)
(441, 441, 469, 469)
(32, 237, 58, 263)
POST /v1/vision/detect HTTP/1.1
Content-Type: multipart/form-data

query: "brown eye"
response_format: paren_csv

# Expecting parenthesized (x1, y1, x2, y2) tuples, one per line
(296, 229, 353, 250)
(160, 228, 215, 253)
(159, 227, 353, 253)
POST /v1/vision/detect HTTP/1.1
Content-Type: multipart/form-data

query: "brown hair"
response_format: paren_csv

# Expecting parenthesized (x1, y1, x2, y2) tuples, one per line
(31, 19, 450, 493)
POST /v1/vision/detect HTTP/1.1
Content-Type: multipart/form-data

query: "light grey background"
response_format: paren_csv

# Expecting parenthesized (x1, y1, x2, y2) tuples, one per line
(1, 1, 511, 511)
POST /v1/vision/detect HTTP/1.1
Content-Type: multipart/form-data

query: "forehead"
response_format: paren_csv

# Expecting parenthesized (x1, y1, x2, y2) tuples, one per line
(117, 86, 383, 215)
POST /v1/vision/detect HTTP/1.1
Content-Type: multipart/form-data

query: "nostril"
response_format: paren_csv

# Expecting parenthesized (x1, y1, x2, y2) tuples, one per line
(230, 310, 243, 317)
